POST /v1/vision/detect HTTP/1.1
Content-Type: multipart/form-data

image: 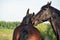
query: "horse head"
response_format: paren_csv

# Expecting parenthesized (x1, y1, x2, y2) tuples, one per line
(21, 9, 35, 25)
(32, 1, 52, 26)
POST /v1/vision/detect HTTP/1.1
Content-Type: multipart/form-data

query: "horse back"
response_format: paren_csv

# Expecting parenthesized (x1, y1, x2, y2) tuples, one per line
(13, 25, 41, 40)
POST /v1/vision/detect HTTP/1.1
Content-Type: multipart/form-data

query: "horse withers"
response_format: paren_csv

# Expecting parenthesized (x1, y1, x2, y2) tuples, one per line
(13, 9, 41, 40)
(32, 2, 60, 40)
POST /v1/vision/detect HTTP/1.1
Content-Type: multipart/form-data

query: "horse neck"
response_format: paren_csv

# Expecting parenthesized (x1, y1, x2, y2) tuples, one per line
(49, 17, 60, 40)
(21, 21, 32, 25)
(19, 23, 33, 40)
(50, 6, 60, 16)
(50, 6, 60, 26)
(21, 18, 32, 25)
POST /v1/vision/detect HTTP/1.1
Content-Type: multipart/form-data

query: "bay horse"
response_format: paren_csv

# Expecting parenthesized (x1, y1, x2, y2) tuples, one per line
(32, 2, 60, 40)
(13, 9, 41, 40)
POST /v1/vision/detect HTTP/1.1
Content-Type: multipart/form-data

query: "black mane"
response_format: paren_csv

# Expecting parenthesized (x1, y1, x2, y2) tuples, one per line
(19, 14, 34, 40)
(50, 6, 60, 16)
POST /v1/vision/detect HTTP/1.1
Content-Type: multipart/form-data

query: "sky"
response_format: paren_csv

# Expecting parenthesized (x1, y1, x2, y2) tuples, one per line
(0, 0, 60, 22)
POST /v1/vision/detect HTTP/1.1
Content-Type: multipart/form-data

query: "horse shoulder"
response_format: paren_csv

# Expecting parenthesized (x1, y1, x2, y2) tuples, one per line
(29, 27, 41, 40)
(13, 25, 23, 40)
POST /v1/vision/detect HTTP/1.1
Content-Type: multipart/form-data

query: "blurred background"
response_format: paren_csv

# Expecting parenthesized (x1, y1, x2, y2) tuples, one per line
(0, 0, 60, 40)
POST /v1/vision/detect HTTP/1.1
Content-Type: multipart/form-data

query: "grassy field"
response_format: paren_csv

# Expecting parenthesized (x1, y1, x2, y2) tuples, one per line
(0, 29, 14, 40)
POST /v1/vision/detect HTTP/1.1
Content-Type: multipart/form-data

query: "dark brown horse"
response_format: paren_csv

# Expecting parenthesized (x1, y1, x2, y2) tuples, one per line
(13, 9, 41, 40)
(32, 2, 60, 40)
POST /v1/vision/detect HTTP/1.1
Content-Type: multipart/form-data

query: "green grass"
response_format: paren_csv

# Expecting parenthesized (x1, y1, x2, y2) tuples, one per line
(0, 29, 14, 40)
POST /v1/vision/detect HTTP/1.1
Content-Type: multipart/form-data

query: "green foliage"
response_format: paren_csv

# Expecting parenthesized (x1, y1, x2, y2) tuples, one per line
(0, 21, 20, 29)
(35, 23, 57, 40)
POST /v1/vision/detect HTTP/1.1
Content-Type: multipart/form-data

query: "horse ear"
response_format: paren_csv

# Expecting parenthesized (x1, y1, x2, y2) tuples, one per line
(32, 12, 35, 19)
(47, 1, 51, 6)
(33, 12, 35, 16)
(26, 8, 29, 16)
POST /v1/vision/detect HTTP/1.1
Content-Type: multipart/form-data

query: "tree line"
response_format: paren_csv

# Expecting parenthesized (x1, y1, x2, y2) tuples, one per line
(0, 21, 20, 29)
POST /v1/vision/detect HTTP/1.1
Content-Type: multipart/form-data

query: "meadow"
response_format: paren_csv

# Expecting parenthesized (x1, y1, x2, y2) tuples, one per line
(0, 21, 57, 40)
(0, 29, 13, 40)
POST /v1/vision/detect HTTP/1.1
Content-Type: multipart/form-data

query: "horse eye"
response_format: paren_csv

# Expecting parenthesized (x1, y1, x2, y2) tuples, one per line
(43, 8, 46, 10)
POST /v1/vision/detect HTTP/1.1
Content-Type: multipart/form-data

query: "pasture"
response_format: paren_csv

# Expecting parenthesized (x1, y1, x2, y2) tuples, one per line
(0, 29, 14, 40)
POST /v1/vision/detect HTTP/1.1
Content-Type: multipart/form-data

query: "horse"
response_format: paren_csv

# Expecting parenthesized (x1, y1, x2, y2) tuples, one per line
(13, 9, 41, 40)
(32, 2, 60, 40)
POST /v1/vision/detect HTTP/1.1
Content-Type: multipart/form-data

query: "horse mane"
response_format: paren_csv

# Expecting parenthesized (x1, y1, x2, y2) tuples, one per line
(19, 16, 31, 40)
(19, 13, 34, 40)
(35, 9, 42, 17)
(50, 6, 60, 14)
(19, 25, 29, 40)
